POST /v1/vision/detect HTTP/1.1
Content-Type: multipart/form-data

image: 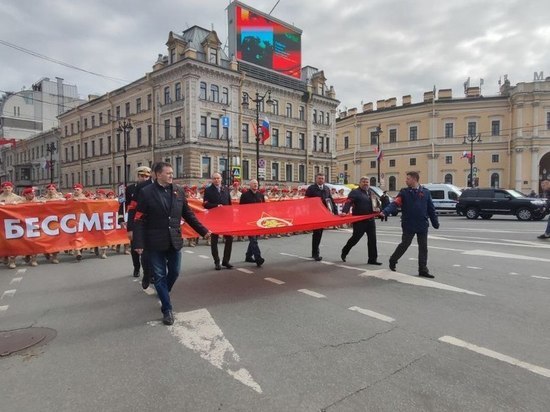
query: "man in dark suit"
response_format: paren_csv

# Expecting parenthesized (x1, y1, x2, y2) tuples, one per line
(340, 176, 382, 265)
(133, 162, 211, 325)
(239, 179, 265, 267)
(305, 173, 337, 261)
(203, 172, 234, 270)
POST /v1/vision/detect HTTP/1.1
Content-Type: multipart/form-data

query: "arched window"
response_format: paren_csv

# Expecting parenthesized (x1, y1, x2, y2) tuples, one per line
(389, 176, 396, 191)
(491, 173, 500, 188)
(210, 85, 219, 102)
(199, 82, 207, 100)
(444, 173, 453, 184)
(370, 177, 377, 187)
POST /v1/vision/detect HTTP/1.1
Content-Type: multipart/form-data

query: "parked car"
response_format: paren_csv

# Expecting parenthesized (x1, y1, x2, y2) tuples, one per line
(423, 183, 462, 214)
(456, 188, 548, 221)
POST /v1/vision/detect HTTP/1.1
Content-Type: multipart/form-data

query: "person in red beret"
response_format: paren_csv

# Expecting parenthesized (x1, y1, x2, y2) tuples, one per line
(0, 181, 22, 204)
(20, 187, 42, 267)
(41, 183, 64, 201)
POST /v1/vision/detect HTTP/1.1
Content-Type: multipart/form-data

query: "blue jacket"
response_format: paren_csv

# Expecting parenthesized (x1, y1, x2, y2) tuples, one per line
(383, 186, 439, 233)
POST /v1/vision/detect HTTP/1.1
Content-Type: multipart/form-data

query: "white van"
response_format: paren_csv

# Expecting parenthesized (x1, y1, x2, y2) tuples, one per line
(423, 183, 462, 214)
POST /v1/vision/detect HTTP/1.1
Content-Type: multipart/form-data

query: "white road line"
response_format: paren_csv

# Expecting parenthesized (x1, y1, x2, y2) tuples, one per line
(237, 268, 254, 274)
(1, 290, 16, 299)
(198, 255, 210, 259)
(408, 258, 418, 261)
(133, 279, 140, 282)
(264, 277, 285, 285)
(184, 250, 194, 254)
(320, 261, 336, 265)
(532, 275, 550, 280)
(508, 272, 520, 276)
(466, 266, 482, 270)
(336, 264, 364, 271)
(348, 306, 395, 323)
(463, 249, 550, 262)
(359, 270, 484, 296)
(298, 289, 326, 299)
(439, 336, 550, 379)
(280, 252, 296, 257)
(453, 264, 461, 267)
(0, 305, 8, 312)
(10, 277, 23, 284)
(143, 287, 156, 296)
(16, 268, 26, 274)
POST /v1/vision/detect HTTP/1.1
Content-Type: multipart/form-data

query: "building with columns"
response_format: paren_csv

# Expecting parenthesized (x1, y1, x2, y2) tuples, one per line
(335, 76, 550, 194)
(57, 25, 339, 192)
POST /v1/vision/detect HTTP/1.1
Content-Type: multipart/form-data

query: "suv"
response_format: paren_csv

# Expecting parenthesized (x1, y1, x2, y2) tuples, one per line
(456, 188, 548, 221)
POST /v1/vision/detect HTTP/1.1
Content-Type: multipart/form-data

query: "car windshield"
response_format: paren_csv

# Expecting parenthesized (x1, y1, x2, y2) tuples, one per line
(505, 189, 525, 199)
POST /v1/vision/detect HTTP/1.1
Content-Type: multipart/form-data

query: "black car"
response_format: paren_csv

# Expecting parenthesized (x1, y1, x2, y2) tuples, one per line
(456, 188, 548, 221)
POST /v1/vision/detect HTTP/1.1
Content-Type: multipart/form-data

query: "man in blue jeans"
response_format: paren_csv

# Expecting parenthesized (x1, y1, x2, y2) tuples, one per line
(239, 179, 265, 267)
(133, 162, 211, 325)
(537, 180, 550, 239)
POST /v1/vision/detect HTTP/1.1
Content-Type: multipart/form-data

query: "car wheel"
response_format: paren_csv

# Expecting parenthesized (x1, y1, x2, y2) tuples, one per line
(516, 208, 532, 221)
(480, 214, 493, 220)
(465, 207, 479, 219)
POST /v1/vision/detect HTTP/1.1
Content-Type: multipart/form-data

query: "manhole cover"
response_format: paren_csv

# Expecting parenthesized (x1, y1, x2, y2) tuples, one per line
(0, 327, 57, 357)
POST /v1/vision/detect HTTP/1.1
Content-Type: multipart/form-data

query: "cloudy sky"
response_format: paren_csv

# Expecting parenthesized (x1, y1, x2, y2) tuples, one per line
(2, 0, 549, 110)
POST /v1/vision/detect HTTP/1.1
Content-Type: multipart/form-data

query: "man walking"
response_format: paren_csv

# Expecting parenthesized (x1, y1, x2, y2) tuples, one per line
(203, 172, 234, 270)
(133, 162, 211, 325)
(239, 179, 265, 267)
(340, 176, 381, 265)
(380, 171, 439, 278)
(305, 173, 337, 261)
(537, 180, 550, 239)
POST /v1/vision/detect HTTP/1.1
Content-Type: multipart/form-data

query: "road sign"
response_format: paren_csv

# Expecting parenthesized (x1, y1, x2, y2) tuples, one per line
(232, 167, 241, 179)
(258, 158, 266, 168)
(258, 167, 266, 179)
(222, 116, 230, 128)
(339, 172, 344, 178)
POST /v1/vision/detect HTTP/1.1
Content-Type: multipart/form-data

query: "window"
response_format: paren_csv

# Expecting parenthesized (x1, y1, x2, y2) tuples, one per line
(71, 123, 74, 134)
(84, 142, 88, 158)
(136, 97, 142, 113)
(170, 48, 176, 63)
(115, 106, 120, 120)
(99, 169, 104, 185)
(242, 123, 249, 143)
(222, 87, 228, 105)
(299, 106, 304, 120)
(389, 176, 396, 191)
(313, 110, 317, 123)
(491, 173, 500, 188)
(286, 103, 292, 118)
(71, 146, 75, 161)
(299, 164, 305, 182)
(116, 166, 121, 183)
(242, 160, 250, 180)
(344, 136, 349, 149)
(147, 126, 152, 146)
(91, 140, 95, 157)
(319, 136, 324, 152)
(210, 85, 219, 102)
(116, 133, 121, 152)
(324, 167, 330, 179)
(84, 118, 88, 130)
(107, 110, 111, 123)
(468, 121, 477, 136)
(319, 111, 324, 124)
(430, 190, 444, 200)
(107, 136, 111, 154)
(211, 118, 219, 138)
(201, 157, 211, 178)
(272, 100, 279, 115)
(271, 128, 279, 146)
(445, 155, 452, 164)
(313, 136, 317, 151)
(370, 177, 377, 187)
(299, 133, 305, 150)
(92, 170, 96, 186)
(199, 82, 207, 100)
(175, 157, 183, 178)
(370, 131, 378, 145)
(175, 117, 182, 138)
(220, 158, 229, 178)
(99, 138, 103, 155)
(286, 131, 292, 148)
(491, 120, 500, 136)
(91, 116, 95, 128)
(326, 137, 330, 152)
(84, 171, 89, 186)
(389, 129, 397, 143)
(200, 116, 207, 137)
(164, 87, 170, 105)
(326, 112, 330, 125)
(108, 167, 112, 184)
(410, 158, 416, 166)
(209, 48, 218, 64)
(147, 94, 152, 110)
(164, 119, 171, 139)
(389, 159, 396, 167)
(272, 162, 279, 181)
(175, 83, 181, 101)
(137, 128, 142, 146)
(99, 113, 103, 125)
(77, 120, 80, 132)
(492, 154, 499, 163)
(285, 164, 292, 181)
(445, 123, 454, 138)
(64, 147, 68, 162)
(409, 126, 418, 141)
(125, 102, 130, 117)
(370, 161, 376, 168)
(445, 173, 453, 184)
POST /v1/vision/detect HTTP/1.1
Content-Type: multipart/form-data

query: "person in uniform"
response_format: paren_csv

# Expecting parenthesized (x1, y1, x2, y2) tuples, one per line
(340, 176, 382, 265)
(0, 181, 22, 204)
(305, 173, 337, 261)
(71, 184, 87, 260)
(21, 187, 43, 267)
(239, 179, 265, 267)
(39, 183, 63, 264)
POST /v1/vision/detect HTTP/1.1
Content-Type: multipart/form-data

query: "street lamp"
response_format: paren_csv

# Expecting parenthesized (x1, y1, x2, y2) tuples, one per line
(46, 142, 56, 184)
(117, 119, 133, 189)
(241, 90, 274, 183)
(463, 133, 481, 188)
(375, 124, 383, 187)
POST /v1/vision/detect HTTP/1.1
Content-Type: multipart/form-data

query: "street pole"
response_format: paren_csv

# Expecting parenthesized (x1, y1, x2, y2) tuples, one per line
(46, 142, 56, 184)
(376, 124, 382, 187)
(117, 119, 133, 189)
(463, 133, 481, 188)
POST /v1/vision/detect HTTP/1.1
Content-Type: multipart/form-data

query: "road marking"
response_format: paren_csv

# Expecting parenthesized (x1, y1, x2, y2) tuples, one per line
(348, 306, 395, 323)
(133, 279, 140, 282)
(359, 270, 484, 296)
(10, 277, 23, 284)
(453, 264, 461, 267)
(184, 250, 194, 254)
(321, 261, 336, 265)
(408, 257, 417, 261)
(466, 266, 482, 270)
(237, 268, 253, 274)
(16, 268, 26, 274)
(532, 275, 550, 280)
(509, 272, 520, 276)
(169, 308, 263, 393)
(1, 290, 16, 299)
(336, 264, 364, 271)
(143, 287, 156, 296)
(198, 255, 209, 259)
(264, 277, 285, 285)
(463, 249, 550, 262)
(298, 289, 326, 298)
(0, 305, 8, 312)
(439, 336, 550, 379)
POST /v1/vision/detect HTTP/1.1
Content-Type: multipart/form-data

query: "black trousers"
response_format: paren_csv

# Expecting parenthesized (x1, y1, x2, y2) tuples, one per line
(312, 229, 323, 257)
(390, 231, 428, 272)
(342, 219, 377, 262)
(211, 234, 233, 264)
(131, 239, 151, 276)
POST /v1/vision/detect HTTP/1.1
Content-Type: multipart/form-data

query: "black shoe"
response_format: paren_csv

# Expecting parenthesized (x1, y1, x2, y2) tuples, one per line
(133, 269, 140, 278)
(215, 263, 222, 270)
(313, 255, 322, 261)
(389, 260, 397, 271)
(222, 262, 234, 269)
(76, 254, 82, 261)
(419, 272, 435, 278)
(368, 261, 382, 265)
(162, 310, 174, 326)
(245, 257, 256, 263)
(256, 257, 265, 267)
(340, 252, 347, 262)
(537, 233, 550, 239)
(142, 273, 151, 289)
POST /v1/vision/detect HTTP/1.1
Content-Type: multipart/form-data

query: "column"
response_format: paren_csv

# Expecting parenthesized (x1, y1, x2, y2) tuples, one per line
(514, 147, 524, 191)
(531, 147, 539, 190)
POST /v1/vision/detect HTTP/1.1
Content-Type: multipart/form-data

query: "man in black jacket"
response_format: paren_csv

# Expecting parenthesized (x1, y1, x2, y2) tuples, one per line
(203, 172, 233, 270)
(133, 162, 211, 325)
(239, 179, 265, 267)
(340, 176, 382, 265)
(305, 173, 337, 261)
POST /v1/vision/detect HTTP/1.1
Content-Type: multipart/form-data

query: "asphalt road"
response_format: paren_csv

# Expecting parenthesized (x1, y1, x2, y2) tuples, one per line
(1, 215, 549, 411)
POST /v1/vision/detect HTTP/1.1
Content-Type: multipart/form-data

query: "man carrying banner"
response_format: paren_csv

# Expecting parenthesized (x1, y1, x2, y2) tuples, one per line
(239, 179, 265, 267)
(305, 173, 337, 261)
(133, 162, 211, 326)
(0, 181, 22, 204)
(21, 187, 43, 267)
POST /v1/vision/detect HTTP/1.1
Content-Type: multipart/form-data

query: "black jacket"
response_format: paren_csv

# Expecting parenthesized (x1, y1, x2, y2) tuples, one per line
(203, 184, 232, 209)
(342, 187, 377, 216)
(305, 184, 338, 214)
(240, 190, 265, 204)
(133, 182, 208, 251)
(126, 178, 153, 231)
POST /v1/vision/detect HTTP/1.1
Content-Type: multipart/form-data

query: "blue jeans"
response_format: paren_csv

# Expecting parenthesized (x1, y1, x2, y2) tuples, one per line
(148, 248, 181, 314)
(246, 236, 262, 260)
(545, 219, 550, 235)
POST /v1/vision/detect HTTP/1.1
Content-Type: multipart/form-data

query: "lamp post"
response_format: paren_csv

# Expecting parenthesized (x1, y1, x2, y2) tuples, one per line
(241, 90, 273, 183)
(375, 124, 383, 187)
(46, 142, 56, 184)
(117, 119, 133, 189)
(463, 133, 481, 187)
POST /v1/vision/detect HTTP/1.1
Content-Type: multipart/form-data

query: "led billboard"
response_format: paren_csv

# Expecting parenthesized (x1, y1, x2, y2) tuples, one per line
(228, 2, 302, 79)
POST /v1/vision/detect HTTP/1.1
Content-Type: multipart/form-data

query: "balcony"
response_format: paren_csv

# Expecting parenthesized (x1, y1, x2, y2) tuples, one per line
(159, 98, 185, 115)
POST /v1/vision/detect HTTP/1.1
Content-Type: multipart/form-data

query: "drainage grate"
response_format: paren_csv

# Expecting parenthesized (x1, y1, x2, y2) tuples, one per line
(0, 327, 57, 357)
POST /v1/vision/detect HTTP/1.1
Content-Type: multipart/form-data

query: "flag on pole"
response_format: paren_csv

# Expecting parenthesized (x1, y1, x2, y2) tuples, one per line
(0, 138, 17, 147)
(260, 117, 270, 144)
(461, 151, 473, 159)
(373, 147, 384, 161)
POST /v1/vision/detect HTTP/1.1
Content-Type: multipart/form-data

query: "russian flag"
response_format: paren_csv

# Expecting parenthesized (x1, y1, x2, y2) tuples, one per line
(260, 117, 270, 144)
